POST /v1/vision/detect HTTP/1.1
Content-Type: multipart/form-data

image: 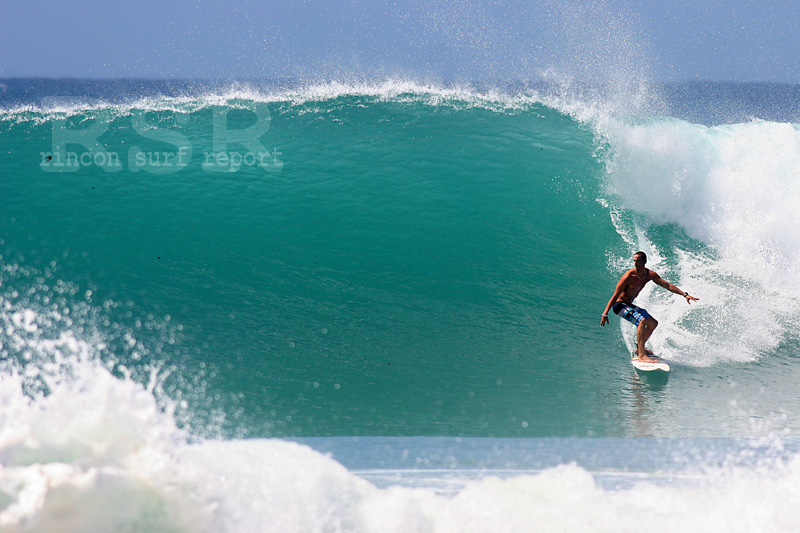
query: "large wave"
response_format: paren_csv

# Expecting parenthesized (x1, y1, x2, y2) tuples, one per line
(3, 80, 800, 431)
(4, 78, 800, 529)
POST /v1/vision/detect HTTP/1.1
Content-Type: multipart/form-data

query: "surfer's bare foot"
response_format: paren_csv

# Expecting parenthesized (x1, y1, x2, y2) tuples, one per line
(635, 353, 658, 363)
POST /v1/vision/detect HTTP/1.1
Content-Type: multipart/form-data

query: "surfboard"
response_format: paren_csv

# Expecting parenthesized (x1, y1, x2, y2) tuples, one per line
(631, 353, 670, 372)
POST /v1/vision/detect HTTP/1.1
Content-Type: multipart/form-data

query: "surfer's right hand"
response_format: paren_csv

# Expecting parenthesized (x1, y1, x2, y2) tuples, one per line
(600, 314, 609, 326)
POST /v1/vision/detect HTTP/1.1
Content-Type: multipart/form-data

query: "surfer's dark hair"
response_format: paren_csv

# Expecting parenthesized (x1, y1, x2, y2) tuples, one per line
(634, 251, 647, 262)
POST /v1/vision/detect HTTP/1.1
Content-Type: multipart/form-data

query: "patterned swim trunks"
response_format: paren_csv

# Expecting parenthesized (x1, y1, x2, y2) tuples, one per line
(612, 301, 652, 326)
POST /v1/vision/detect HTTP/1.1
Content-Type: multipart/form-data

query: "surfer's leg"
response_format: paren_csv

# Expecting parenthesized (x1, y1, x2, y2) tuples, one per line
(636, 317, 658, 362)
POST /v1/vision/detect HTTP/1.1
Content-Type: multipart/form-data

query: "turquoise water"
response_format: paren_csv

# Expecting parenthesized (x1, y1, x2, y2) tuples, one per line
(3, 79, 800, 530)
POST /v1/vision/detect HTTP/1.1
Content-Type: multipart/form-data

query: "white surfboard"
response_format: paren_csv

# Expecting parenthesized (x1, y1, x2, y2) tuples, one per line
(631, 353, 670, 372)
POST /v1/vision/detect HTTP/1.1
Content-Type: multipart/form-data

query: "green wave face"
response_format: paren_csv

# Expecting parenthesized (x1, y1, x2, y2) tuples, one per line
(5, 83, 800, 438)
(1, 90, 624, 436)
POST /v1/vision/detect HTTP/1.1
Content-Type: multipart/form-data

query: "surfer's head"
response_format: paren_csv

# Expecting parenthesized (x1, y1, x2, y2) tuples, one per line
(633, 251, 647, 269)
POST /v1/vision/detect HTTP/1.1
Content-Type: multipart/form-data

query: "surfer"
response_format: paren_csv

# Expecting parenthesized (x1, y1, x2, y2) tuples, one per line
(600, 251, 698, 362)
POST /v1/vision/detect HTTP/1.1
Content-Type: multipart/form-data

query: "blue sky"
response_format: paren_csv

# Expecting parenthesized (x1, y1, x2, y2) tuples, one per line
(1, 0, 799, 82)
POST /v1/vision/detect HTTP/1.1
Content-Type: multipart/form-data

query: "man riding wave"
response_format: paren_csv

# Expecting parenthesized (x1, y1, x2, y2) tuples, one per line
(601, 251, 698, 362)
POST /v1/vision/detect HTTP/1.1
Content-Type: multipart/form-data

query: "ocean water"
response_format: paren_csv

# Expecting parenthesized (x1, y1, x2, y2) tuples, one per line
(3, 78, 800, 531)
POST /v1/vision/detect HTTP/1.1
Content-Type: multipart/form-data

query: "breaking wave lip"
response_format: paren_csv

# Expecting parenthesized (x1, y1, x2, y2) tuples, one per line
(0, 79, 559, 124)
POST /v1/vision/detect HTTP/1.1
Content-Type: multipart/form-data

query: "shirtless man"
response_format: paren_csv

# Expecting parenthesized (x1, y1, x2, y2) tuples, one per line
(601, 251, 698, 362)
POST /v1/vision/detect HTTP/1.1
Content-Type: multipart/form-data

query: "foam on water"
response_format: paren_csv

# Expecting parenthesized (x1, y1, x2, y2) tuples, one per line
(3, 350, 800, 532)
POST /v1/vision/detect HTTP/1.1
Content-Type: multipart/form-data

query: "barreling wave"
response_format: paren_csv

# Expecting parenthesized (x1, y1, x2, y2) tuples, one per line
(4, 78, 800, 531)
(3, 80, 800, 435)
(3, 80, 800, 436)
(1, 80, 612, 438)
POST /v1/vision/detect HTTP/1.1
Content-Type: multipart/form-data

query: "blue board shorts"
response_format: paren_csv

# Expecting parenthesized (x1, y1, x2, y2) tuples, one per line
(612, 301, 652, 326)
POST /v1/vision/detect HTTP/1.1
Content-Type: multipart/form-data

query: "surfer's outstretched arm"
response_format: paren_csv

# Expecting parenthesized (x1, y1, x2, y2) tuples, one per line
(651, 272, 699, 303)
